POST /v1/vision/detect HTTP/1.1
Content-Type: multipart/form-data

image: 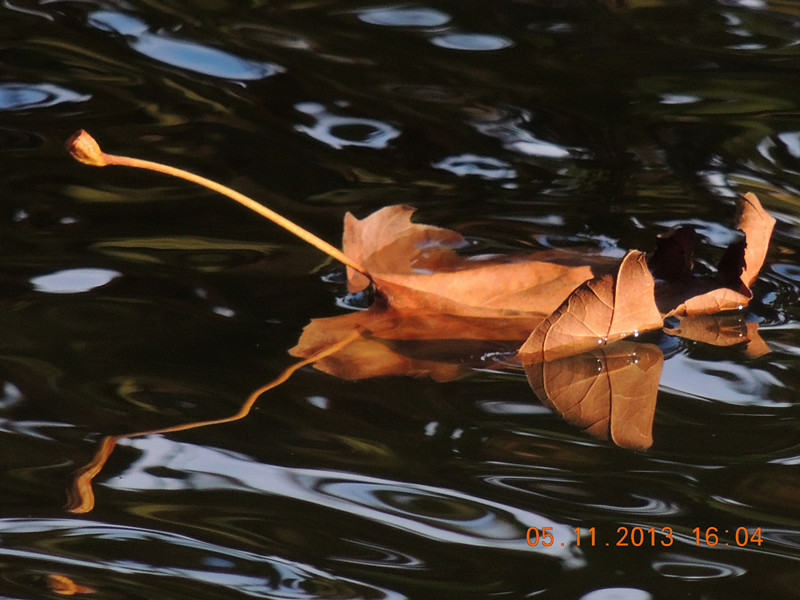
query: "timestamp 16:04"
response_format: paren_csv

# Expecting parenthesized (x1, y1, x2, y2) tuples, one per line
(526, 526, 763, 547)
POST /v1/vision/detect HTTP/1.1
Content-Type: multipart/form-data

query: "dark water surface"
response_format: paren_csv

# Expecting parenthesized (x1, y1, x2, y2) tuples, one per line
(2, 0, 800, 598)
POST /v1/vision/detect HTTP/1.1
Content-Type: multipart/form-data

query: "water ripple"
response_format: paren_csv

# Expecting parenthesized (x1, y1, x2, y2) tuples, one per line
(467, 105, 576, 159)
(432, 153, 517, 181)
(329, 539, 426, 570)
(295, 102, 401, 150)
(0, 518, 406, 599)
(112, 437, 584, 564)
(660, 354, 792, 407)
(30, 268, 121, 295)
(652, 552, 746, 580)
(0, 83, 89, 111)
(87, 11, 284, 81)
(580, 589, 652, 600)
(480, 475, 684, 518)
(762, 528, 800, 553)
(357, 7, 451, 28)
(430, 33, 514, 51)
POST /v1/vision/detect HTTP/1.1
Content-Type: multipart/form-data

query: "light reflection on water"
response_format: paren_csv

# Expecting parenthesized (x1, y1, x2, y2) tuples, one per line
(660, 354, 790, 407)
(356, 7, 451, 28)
(0, 518, 408, 599)
(294, 102, 401, 150)
(111, 436, 583, 563)
(0, 83, 90, 111)
(652, 553, 746, 580)
(87, 10, 285, 81)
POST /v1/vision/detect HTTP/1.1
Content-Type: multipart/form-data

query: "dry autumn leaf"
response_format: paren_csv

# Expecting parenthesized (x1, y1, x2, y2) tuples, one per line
(343, 204, 616, 317)
(66, 131, 775, 364)
(518, 251, 664, 363)
(64, 131, 777, 471)
(653, 192, 775, 317)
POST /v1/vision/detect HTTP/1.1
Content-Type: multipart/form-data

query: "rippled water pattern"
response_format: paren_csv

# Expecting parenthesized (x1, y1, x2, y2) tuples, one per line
(2, 0, 800, 598)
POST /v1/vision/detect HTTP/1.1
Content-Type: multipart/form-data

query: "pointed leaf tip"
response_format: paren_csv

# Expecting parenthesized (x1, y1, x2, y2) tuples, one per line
(737, 192, 775, 288)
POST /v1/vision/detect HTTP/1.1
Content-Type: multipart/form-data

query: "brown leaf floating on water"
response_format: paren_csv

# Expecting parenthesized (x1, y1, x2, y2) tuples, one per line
(67, 133, 776, 364)
(518, 251, 664, 363)
(342, 204, 616, 317)
(654, 192, 775, 317)
(524, 342, 663, 450)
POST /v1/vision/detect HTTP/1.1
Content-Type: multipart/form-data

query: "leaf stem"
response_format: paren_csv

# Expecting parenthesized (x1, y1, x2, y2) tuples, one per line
(66, 130, 368, 275)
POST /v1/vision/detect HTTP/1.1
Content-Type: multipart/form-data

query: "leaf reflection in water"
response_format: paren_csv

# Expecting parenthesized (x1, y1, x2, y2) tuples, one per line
(66, 330, 362, 514)
(67, 308, 770, 512)
(524, 342, 663, 451)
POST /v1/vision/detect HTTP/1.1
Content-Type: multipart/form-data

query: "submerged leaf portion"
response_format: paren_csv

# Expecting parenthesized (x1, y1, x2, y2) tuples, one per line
(518, 251, 663, 363)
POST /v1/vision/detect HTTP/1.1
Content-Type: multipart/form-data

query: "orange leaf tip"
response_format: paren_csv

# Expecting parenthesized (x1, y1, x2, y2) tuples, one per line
(66, 130, 109, 167)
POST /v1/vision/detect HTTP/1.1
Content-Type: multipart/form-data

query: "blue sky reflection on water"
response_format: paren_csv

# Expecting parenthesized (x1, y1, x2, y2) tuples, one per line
(87, 11, 284, 81)
(660, 354, 789, 407)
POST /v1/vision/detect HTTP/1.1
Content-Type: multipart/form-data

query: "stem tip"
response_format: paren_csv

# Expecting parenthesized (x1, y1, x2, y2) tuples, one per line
(66, 130, 109, 167)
